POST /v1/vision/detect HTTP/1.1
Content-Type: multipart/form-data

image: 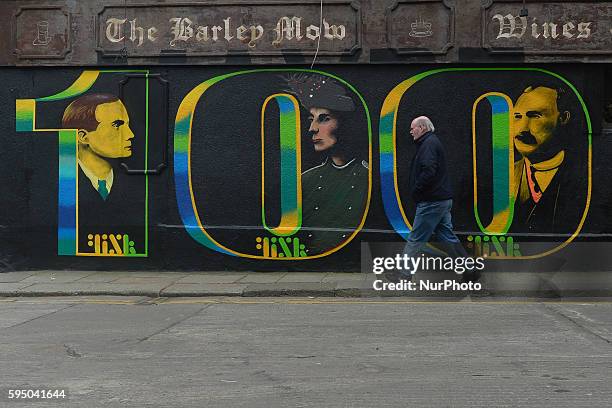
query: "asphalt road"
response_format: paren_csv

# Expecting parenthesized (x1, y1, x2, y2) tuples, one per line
(1, 297, 611, 407)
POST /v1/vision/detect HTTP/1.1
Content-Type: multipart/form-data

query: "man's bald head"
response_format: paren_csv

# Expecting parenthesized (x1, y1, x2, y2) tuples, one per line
(410, 116, 435, 140)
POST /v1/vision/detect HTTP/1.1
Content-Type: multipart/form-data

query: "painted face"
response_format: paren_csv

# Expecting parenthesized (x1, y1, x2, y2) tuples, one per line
(512, 87, 568, 158)
(410, 120, 426, 140)
(308, 107, 338, 152)
(82, 100, 135, 158)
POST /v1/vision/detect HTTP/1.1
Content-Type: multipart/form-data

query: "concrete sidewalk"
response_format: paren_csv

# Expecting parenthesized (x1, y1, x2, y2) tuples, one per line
(2, 270, 612, 297)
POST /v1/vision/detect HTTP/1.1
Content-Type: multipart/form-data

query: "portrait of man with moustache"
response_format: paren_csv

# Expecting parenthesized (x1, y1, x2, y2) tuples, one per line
(511, 84, 587, 235)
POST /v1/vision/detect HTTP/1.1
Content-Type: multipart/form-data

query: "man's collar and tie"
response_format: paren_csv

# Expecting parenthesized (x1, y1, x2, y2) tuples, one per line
(515, 150, 565, 204)
(78, 160, 114, 200)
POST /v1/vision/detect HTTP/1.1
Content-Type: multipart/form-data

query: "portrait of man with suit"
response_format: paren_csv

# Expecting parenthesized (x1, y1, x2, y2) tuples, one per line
(511, 84, 587, 235)
(62, 93, 144, 254)
(62, 93, 134, 199)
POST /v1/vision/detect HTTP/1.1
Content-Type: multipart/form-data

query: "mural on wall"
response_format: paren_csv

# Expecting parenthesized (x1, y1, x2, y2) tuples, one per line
(380, 68, 591, 259)
(510, 83, 584, 234)
(173, 70, 372, 260)
(12, 67, 594, 264)
(16, 70, 153, 257)
(285, 74, 369, 256)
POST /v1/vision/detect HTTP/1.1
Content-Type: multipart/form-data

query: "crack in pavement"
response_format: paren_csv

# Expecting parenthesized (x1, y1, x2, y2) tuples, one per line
(1, 303, 77, 330)
(542, 303, 612, 345)
(136, 304, 214, 343)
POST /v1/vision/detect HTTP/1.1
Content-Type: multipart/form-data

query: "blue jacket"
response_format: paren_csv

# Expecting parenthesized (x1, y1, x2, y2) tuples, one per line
(408, 132, 453, 203)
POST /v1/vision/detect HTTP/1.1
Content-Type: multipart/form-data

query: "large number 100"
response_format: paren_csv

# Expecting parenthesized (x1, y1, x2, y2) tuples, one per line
(16, 68, 589, 259)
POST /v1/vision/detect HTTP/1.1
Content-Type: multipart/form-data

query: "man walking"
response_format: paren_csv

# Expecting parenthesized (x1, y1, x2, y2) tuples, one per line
(385, 116, 476, 282)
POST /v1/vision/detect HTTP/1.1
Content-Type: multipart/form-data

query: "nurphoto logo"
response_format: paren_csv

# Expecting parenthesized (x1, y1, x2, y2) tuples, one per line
(370, 253, 485, 292)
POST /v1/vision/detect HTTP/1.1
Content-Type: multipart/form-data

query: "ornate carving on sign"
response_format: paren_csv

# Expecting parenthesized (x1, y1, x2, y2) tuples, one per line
(96, 1, 361, 57)
(385, 0, 455, 55)
(13, 6, 71, 59)
(482, 1, 612, 54)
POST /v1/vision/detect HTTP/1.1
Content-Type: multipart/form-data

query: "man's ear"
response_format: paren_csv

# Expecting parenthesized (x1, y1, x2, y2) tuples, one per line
(559, 111, 570, 125)
(77, 130, 88, 144)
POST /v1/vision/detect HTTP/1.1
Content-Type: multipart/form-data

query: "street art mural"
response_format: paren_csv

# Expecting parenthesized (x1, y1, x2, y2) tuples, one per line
(173, 70, 371, 260)
(10, 66, 599, 269)
(287, 74, 369, 256)
(15, 70, 163, 257)
(380, 68, 590, 259)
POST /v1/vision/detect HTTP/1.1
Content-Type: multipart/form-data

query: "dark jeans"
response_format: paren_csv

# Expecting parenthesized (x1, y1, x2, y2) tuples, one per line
(401, 199, 468, 276)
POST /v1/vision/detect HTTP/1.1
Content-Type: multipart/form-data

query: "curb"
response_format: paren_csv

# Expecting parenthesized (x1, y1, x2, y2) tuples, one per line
(3, 288, 612, 298)
(2, 270, 612, 298)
